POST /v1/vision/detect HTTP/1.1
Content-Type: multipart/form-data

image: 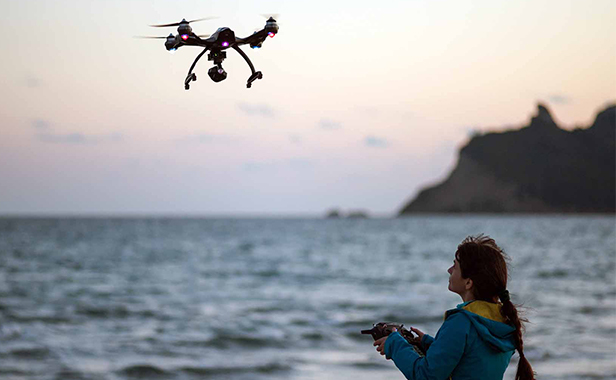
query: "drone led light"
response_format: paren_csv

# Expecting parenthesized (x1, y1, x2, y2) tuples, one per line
(222, 41, 229, 47)
(268, 32, 275, 38)
(181, 34, 189, 40)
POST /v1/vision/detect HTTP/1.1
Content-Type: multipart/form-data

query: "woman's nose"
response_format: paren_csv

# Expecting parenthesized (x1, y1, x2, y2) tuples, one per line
(447, 266, 453, 274)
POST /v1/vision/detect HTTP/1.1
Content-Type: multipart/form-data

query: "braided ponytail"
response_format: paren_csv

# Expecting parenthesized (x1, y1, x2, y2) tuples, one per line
(500, 296, 535, 380)
(456, 235, 535, 380)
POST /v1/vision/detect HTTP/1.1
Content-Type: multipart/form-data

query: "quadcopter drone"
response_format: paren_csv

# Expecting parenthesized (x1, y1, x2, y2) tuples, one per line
(139, 16, 279, 89)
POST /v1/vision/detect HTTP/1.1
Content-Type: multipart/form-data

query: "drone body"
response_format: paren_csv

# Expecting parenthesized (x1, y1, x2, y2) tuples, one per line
(140, 17, 279, 89)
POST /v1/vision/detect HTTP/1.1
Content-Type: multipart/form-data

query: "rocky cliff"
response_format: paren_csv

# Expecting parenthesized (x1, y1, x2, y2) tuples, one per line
(399, 103, 616, 214)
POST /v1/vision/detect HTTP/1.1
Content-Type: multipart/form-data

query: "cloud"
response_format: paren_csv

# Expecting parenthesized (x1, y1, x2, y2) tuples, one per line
(23, 74, 43, 88)
(237, 103, 275, 118)
(289, 134, 302, 145)
(318, 119, 342, 130)
(364, 135, 389, 148)
(32, 118, 123, 144)
(242, 158, 315, 172)
(32, 119, 51, 130)
(176, 133, 241, 144)
(37, 132, 123, 144)
(548, 95, 571, 104)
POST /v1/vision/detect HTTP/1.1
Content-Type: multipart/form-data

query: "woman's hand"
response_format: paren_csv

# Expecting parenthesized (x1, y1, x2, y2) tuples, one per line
(410, 327, 425, 341)
(373, 326, 396, 359)
(373, 336, 389, 358)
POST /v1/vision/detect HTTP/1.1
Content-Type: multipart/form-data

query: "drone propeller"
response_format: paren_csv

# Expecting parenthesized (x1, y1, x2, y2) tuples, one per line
(135, 34, 209, 40)
(150, 17, 218, 28)
(260, 13, 282, 28)
(260, 14, 280, 21)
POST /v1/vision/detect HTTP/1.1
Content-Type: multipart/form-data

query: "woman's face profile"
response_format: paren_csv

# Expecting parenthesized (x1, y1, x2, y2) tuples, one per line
(448, 258, 467, 295)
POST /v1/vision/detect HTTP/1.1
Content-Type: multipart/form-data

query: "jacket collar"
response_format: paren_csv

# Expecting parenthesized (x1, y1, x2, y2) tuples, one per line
(445, 300, 507, 323)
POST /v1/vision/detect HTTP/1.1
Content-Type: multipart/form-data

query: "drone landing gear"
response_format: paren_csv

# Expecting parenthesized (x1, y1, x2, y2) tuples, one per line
(185, 47, 208, 90)
(247, 71, 263, 88)
(182, 46, 263, 89)
(232, 45, 263, 88)
(185, 73, 197, 90)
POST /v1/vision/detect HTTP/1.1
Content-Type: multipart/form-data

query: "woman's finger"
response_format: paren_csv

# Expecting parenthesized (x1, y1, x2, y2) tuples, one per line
(410, 327, 424, 337)
(373, 337, 387, 346)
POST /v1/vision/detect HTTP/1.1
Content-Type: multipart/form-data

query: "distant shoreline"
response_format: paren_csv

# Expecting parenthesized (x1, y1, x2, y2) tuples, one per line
(0, 212, 613, 219)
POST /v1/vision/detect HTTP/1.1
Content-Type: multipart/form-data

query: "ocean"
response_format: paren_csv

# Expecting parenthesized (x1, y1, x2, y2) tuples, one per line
(0, 215, 614, 380)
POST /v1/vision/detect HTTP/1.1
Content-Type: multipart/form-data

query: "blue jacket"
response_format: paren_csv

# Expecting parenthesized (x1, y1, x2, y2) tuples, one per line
(384, 300, 516, 380)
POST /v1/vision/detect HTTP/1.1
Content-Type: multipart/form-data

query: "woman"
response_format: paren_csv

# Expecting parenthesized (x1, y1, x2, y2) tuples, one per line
(374, 235, 535, 380)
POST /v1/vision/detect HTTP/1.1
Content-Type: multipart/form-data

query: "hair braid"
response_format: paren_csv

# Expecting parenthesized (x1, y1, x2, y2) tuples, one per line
(501, 298, 535, 380)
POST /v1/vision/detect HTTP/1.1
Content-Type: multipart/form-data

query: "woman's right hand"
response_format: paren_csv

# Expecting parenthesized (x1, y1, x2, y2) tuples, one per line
(410, 327, 425, 341)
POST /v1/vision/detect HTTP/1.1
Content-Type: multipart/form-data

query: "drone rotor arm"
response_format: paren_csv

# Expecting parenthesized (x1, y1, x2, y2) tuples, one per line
(190, 34, 212, 47)
(237, 29, 268, 47)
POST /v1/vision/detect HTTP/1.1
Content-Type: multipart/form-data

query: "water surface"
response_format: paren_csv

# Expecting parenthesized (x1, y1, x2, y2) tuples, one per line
(0, 216, 614, 379)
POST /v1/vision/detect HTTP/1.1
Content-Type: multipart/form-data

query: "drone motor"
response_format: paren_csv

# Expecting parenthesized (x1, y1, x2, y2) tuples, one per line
(164, 34, 177, 51)
(264, 17, 279, 35)
(177, 19, 192, 40)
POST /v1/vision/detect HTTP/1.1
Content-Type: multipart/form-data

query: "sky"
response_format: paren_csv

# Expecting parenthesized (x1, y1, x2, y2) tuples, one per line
(1, 0, 615, 216)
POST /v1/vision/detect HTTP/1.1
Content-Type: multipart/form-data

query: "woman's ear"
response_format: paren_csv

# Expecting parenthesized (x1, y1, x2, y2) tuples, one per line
(465, 278, 473, 291)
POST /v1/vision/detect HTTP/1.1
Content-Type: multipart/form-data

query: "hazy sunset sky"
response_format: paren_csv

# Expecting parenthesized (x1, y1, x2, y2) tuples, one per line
(1, 0, 614, 216)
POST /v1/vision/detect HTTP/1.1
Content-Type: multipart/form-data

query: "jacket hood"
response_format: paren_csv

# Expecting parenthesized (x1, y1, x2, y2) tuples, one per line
(446, 300, 516, 353)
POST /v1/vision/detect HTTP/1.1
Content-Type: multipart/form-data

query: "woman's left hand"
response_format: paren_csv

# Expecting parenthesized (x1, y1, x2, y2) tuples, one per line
(373, 336, 390, 358)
